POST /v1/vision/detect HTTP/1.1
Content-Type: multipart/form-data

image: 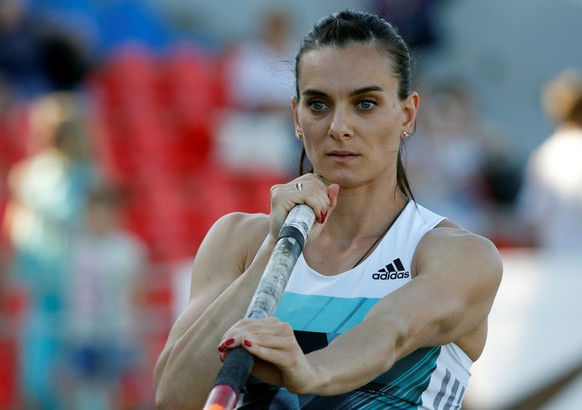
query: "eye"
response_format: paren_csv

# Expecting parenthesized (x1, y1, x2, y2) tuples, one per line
(356, 99, 377, 110)
(308, 100, 329, 112)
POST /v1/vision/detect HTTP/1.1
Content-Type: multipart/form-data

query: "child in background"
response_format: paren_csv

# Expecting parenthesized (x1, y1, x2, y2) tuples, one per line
(64, 186, 149, 410)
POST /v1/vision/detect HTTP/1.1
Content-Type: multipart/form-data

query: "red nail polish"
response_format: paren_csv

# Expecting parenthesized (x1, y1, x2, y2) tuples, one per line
(243, 339, 252, 348)
(218, 338, 235, 352)
(320, 211, 327, 224)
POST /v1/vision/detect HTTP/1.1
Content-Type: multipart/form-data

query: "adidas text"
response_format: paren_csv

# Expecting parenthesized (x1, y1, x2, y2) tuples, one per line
(372, 271, 410, 280)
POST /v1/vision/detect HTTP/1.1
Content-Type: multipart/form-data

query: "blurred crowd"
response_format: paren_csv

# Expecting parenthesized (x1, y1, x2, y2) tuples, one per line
(0, 0, 580, 409)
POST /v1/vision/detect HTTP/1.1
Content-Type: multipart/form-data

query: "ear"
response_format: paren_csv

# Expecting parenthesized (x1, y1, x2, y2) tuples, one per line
(292, 96, 303, 138)
(402, 91, 419, 133)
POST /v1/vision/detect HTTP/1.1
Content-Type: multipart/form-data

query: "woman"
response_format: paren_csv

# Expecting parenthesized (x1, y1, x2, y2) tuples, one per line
(518, 69, 582, 250)
(154, 10, 502, 409)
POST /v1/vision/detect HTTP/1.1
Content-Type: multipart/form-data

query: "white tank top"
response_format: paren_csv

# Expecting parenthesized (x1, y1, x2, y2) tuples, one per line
(241, 202, 473, 409)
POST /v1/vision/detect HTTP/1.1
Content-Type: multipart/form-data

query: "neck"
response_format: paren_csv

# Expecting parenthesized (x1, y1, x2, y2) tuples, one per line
(304, 185, 409, 274)
(328, 182, 408, 240)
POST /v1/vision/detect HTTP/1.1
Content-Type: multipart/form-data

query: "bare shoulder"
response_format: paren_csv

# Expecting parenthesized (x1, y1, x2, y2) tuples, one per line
(197, 211, 270, 274)
(210, 211, 270, 235)
(413, 219, 503, 285)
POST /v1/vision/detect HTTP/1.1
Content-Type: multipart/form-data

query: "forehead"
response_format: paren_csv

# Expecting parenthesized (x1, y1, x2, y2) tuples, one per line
(298, 44, 397, 93)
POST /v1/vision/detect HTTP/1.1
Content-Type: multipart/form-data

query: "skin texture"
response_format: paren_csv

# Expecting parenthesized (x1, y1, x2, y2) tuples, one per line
(153, 44, 503, 409)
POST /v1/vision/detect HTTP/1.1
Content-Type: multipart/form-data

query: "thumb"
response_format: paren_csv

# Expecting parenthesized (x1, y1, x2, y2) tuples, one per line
(320, 184, 340, 223)
(327, 184, 341, 208)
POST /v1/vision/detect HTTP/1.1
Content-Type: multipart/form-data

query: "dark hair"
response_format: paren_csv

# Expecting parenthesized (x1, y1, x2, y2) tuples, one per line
(295, 10, 415, 201)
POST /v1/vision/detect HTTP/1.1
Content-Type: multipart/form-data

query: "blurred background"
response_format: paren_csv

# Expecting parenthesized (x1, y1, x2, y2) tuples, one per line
(0, 0, 581, 409)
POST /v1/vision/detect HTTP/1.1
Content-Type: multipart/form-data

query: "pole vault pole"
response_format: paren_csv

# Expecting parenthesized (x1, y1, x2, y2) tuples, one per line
(202, 204, 316, 410)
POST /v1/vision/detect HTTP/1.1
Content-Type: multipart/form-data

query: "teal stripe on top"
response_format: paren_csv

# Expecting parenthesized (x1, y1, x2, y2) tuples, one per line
(275, 292, 381, 334)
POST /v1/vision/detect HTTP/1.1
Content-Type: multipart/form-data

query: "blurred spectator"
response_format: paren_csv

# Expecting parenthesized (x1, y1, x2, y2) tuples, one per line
(38, 26, 94, 93)
(406, 80, 520, 238)
(518, 69, 582, 250)
(2, 92, 97, 408)
(63, 185, 149, 410)
(0, 0, 48, 98)
(0, 0, 94, 99)
(216, 8, 300, 176)
(224, 8, 296, 112)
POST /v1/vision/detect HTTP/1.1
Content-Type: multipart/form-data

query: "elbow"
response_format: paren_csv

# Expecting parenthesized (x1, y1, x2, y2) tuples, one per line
(155, 384, 199, 410)
(153, 358, 173, 409)
(155, 394, 192, 410)
(155, 391, 172, 410)
(155, 397, 192, 410)
(153, 350, 185, 410)
(154, 383, 172, 410)
(154, 354, 209, 410)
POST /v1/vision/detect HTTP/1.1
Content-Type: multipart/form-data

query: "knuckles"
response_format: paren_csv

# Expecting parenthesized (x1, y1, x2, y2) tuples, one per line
(278, 322, 294, 336)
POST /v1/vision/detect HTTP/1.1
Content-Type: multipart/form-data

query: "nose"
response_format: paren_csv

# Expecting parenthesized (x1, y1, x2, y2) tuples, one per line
(329, 105, 353, 140)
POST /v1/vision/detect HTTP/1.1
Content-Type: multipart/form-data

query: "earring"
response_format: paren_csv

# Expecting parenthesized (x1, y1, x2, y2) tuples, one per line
(402, 130, 413, 139)
(296, 131, 303, 140)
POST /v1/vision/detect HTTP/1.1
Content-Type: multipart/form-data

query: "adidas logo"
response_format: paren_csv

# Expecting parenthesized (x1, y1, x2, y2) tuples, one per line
(372, 258, 410, 280)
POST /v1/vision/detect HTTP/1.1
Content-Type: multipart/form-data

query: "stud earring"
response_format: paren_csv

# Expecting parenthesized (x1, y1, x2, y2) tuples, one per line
(402, 130, 413, 139)
(296, 131, 303, 139)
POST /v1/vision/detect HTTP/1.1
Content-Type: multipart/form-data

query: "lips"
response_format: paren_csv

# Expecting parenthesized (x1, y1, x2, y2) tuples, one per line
(327, 150, 359, 162)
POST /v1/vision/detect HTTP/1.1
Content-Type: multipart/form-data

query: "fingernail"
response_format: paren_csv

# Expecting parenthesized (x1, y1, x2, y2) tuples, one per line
(218, 338, 235, 352)
(243, 339, 252, 348)
(320, 211, 327, 224)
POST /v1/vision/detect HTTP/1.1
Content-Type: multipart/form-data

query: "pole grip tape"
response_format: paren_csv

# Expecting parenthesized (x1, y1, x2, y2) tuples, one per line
(278, 204, 316, 251)
(278, 225, 306, 249)
(212, 347, 254, 395)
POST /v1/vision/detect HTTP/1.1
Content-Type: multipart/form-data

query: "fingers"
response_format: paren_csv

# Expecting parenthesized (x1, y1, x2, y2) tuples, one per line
(271, 174, 340, 226)
(272, 176, 328, 220)
(217, 318, 295, 361)
(217, 318, 315, 391)
(218, 317, 292, 349)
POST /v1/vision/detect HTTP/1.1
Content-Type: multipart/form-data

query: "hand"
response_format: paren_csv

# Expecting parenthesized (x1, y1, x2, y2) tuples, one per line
(217, 317, 318, 394)
(269, 174, 340, 245)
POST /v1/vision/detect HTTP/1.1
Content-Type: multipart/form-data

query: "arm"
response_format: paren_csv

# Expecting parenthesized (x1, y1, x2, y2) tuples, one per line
(305, 227, 502, 394)
(154, 211, 273, 409)
(155, 174, 337, 408)
(226, 226, 502, 395)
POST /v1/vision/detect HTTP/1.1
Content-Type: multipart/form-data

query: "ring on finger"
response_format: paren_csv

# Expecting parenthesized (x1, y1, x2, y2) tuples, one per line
(294, 182, 303, 191)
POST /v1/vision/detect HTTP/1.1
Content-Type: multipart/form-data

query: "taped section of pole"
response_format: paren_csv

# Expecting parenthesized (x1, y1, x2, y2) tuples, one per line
(203, 204, 316, 410)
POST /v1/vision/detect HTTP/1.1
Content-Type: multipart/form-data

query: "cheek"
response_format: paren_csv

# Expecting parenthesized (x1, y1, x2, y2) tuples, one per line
(300, 116, 328, 143)
(387, 135, 403, 155)
(377, 112, 404, 149)
(302, 135, 318, 160)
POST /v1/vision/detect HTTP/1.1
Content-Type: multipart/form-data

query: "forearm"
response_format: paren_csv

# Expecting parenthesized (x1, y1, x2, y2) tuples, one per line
(155, 237, 277, 409)
(303, 315, 405, 396)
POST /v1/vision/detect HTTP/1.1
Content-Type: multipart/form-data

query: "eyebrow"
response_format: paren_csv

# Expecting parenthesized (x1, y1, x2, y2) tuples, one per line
(302, 85, 385, 98)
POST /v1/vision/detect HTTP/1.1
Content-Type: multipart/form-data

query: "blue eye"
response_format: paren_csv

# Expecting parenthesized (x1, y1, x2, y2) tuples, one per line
(309, 100, 328, 112)
(357, 100, 376, 110)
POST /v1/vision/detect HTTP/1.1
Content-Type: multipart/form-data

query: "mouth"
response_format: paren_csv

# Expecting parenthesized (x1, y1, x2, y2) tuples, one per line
(327, 150, 359, 162)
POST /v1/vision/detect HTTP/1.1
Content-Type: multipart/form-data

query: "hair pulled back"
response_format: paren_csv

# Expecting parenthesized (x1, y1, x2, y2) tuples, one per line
(295, 10, 415, 200)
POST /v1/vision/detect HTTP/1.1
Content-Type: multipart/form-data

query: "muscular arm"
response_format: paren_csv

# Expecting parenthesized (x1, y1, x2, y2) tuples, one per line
(154, 212, 272, 409)
(299, 227, 503, 395)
